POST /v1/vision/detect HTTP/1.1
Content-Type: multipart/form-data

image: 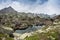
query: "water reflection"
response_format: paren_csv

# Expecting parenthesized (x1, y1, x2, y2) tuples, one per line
(15, 26, 42, 34)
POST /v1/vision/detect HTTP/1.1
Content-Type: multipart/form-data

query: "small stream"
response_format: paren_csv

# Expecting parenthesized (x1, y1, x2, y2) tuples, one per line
(15, 26, 42, 34)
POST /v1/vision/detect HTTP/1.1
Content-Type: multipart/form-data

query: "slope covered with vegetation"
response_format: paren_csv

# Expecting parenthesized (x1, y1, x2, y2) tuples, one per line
(25, 20, 60, 40)
(0, 7, 60, 40)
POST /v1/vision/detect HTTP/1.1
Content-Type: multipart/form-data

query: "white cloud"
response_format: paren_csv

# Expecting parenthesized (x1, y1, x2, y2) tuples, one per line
(0, 0, 60, 15)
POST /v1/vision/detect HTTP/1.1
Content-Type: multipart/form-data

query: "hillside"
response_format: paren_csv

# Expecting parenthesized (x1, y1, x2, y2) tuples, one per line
(25, 20, 60, 40)
(0, 6, 60, 40)
(0, 6, 52, 30)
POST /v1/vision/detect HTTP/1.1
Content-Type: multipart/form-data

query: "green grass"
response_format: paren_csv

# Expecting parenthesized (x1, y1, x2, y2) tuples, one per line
(0, 33, 7, 37)
(0, 33, 14, 40)
(25, 26, 60, 40)
(6, 37, 14, 40)
(25, 34, 40, 40)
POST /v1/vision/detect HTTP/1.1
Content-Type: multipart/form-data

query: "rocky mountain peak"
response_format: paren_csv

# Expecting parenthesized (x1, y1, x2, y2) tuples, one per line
(0, 6, 17, 13)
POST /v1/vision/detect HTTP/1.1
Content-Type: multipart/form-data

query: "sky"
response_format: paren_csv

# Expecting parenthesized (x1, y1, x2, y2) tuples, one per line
(0, 0, 60, 15)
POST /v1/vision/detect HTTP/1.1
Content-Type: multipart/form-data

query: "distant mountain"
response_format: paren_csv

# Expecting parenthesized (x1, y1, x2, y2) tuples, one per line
(54, 15, 60, 20)
(0, 6, 17, 14)
(50, 14, 57, 18)
(34, 13, 50, 19)
(0, 6, 50, 19)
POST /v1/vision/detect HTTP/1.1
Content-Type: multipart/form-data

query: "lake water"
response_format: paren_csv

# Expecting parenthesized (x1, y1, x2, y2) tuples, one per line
(15, 26, 42, 34)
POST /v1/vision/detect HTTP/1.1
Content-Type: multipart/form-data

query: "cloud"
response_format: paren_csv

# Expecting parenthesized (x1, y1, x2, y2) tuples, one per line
(0, 0, 60, 15)
(12, 0, 48, 5)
